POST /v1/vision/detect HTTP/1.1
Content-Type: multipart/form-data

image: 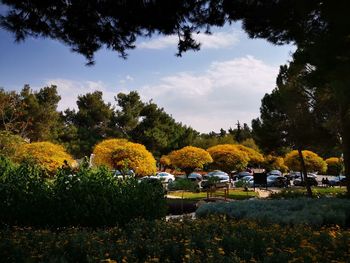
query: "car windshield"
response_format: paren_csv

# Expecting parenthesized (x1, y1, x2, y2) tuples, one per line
(267, 175, 279, 180)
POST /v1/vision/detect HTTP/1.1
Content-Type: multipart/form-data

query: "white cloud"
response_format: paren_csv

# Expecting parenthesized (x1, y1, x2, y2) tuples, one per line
(119, 74, 134, 85)
(138, 30, 239, 50)
(42, 55, 279, 133)
(44, 79, 117, 111)
(125, 75, 134, 81)
(138, 55, 279, 132)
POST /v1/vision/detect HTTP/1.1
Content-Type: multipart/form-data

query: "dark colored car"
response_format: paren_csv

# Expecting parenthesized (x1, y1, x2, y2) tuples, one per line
(293, 177, 318, 186)
(267, 175, 288, 187)
(328, 176, 346, 186)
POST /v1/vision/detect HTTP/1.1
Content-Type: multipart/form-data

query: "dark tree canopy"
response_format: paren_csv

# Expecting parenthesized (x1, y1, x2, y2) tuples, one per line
(58, 91, 117, 158)
(3, 0, 346, 64)
(0, 0, 224, 64)
(252, 61, 340, 157)
(0, 85, 61, 141)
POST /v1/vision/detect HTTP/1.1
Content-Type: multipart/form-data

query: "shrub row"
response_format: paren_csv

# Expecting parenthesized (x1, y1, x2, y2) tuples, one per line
(196, 198, 350, 227)
(270, 187, 347, 199)
(1, 218, 349, 262)
(0, 156, 166, 227)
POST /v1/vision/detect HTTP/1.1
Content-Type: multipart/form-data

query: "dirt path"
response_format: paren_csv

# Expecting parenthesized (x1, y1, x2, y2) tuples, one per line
(254, 188, 281, 198)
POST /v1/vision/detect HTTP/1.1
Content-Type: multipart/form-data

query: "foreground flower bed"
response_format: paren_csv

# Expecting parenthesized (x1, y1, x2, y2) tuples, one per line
(1, 218, 349, 262)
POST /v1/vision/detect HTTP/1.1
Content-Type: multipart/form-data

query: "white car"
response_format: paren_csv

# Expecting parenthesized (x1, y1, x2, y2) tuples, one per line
(267, 170, 282, 176)
(188, 172, 203, 181)
(291, 172, 317, 179)
(112, 169, 135, 179)
(155, 172, 175, 183)
(234, 175, 254, 187)
(204, 171, 230, 183)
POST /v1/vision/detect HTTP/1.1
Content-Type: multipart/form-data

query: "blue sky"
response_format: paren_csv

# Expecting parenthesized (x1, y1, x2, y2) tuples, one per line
(0, 23, 295, 133)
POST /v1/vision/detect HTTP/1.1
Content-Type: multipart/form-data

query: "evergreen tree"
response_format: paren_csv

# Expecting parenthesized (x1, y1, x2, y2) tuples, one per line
(0, 85, 61, 141)
(59, 91, 116, 158)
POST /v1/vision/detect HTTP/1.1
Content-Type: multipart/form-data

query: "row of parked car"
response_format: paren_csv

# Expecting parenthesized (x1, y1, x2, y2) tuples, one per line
(138, 170, 230, 190)
(114, 169, 346, 189)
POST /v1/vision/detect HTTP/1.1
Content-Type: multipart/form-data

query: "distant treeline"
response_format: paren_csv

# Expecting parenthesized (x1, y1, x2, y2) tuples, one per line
(0, 86, 254, 159)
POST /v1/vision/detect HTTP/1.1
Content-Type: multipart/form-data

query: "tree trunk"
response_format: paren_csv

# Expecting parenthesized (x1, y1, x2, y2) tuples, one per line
(341, 129, 350, 195)
(298, 148, 313, 197)
(183, 168, 194, 177)
(339, 105, 350, 196)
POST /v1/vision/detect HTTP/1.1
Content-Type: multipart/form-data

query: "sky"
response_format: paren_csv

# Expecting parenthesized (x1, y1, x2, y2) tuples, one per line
(0, 22, 295, 133)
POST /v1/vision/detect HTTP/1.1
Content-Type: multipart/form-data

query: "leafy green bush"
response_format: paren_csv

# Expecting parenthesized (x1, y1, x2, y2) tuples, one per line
(168, 178, 199, 191)
(0, 218, 349, 262)
(0, 157, 167, 227)
(0, 131, 26, 161)
(0, 158, 52, 226)
(233, 179, 248, 188)
(196, 198, 350, 227)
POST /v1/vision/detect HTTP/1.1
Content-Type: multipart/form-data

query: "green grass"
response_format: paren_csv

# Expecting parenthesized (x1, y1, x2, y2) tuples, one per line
(168, 189, 257, 200)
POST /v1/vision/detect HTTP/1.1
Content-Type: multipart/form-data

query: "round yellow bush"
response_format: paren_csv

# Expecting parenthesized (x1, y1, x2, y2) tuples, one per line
(234, 144, 264, 166)
(207, 144, 249, 172)
(284, 150, 327, 173)
(263, 155, 288, 173)
(92, 138, 129, 168)
(160, 155, 171, 166)
(92, 139, 156, 176)
(17, 141, 75, 175)
(325, 157, 343, 175)
(168, 146, 213, 175)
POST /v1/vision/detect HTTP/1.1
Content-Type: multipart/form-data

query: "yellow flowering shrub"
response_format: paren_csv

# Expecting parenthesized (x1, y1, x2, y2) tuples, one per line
(263, 155, 288, 173)
(207, 144, 249, 172)
(159, 154, 172, 171)
(92, 139, 156, 176)
(168, 146, 213, 175)
(92, 138, 129, 168)
(234, 144, 264, 166)
(16, 141, 75, 175)
(325, 157, 343, 175)
(159, 155, 171, 167)
(284, 150, 327, 173)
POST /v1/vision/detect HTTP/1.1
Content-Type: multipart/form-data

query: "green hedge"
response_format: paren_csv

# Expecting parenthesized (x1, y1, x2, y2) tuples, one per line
(270, 187, 347, 199)
(0, 218, 349, 262)
(0, 156, 166, 227)
(196, 198, 350, 227)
